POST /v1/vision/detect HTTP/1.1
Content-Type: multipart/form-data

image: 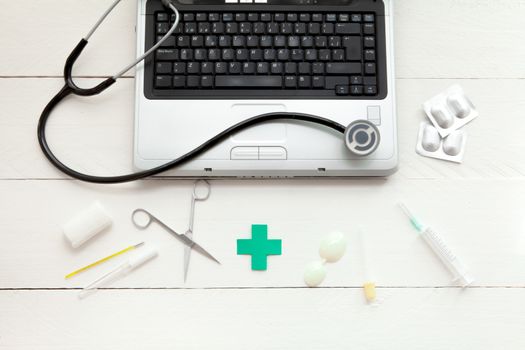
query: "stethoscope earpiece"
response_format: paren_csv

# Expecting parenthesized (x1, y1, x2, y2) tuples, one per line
(345, 120, 381, 157)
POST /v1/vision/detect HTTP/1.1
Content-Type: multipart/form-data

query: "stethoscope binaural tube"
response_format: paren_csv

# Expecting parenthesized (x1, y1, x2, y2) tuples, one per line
(36, 0, 353, 184)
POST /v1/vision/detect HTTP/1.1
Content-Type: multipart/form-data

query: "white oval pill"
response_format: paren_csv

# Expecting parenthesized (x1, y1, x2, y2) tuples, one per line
(431, 104, 455, 128)
(319, 231, 347, 263)
(422, 124, 441, 152)
(443, 131, 464, 156)
(447, 93, 471, 118)
(304, 261, 327, 287)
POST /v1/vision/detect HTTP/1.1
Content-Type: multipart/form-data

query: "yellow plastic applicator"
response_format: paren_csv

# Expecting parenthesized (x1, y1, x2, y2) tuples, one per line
(65, 242, 144, 279)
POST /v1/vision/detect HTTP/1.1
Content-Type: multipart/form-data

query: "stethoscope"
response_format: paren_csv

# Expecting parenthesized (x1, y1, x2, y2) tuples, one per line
(37, 0, 381, 184)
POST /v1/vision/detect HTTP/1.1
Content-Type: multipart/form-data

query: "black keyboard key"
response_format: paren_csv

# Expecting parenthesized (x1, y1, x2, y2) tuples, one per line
(285, 76, 297, 88)
(364, 36, 375, 48)
(155, 75, 172, 88)
(225, 22, 238, 34)
(223, 13, 234, 22)
(208, 49, 220, 60)
(305, 49, 317, 61)
(215, 62, 227, 74)
(235, 13, 246, 22)
(250, 49, 263, 60)
(180, 49, 193, 60)
(257, 62, 269, 74)
(364, 76, 377, 85)
(274, 13, 285, 22)
(365, 62, 376, 75)
(271, 62, 283, 74)
(191, 35, 204, 47)
(312, 76, 324, 88)
(285, 62, 297, 74)
(299, 62, 311, 74)
(173, 76, 185, 88)
(187, 62, 200, 74)
(173, 62, 186, 74)
(335, 23, 361, 34)
(236, 49, 249, 60)
(326, 14, 337, 22)
(363, 23, 375, 35)
(183, 13, 195, 22)
(298, 76, 311, 88)
(281, 23, 293, 34)
(198, 23, 211, 34)
(212, 23, 225, 34)
(329, 36, 341, 47)
(274, 36, 287, 47)
(287, 13, 298, 22)
(243, 62, 256, 74)
(291, 49, 304, 61)
(248, 13, 259, 22)
(264, 49, 276, 60)
(332, 50, 345, 61)
(187, 76, 200, 88)
(216, 76, 282, 88)
(176, 36, 190, 47)
(253, 22, 266, 34)
(156, 62, 172, 74)
(201, 76, 213, 88)
(322, 23, 334, 34)
(351, 14, 362, 22)
(325, 76, 349, 89)
(315, 36, 327, 48)
(185, 22, 197, 34)
(260, 36, 273, 47)
(260, 13, 271, 22)
(343, 36, 363, 61)
(201, 62, 214, 74)
(247, 36, 259, 47)
(232, 36, 245, 47)
(351, 85, 363, 95)
(363, 14, 375, 22)
(308, 23, 321, 35)
(218, 36, 231, 47)
(157, 13, 169, 22)
(196, 13, 207, 22)
(365, 85, 377, 95)
(205, 35, 218, 47)
(267, 23, 279, 34)
(288, 36, 300, 47)
(318, 49, 331, 61)
(312, 63, 324, 74)
(158, 36, 175, 47)
(295, 23, 306, 34)
(300, 13, 311, 22)
(222, 49, 234, 60)
(339, 14, 350, 22)
(365, 49, 376, 61)
(301, 36, 314, 48)
(229, 62, 242, 74)
(209, 13, 220, 21)
(336, 85, 350, 95)
(326, 63, 362, 75)
(240, 22, 252, 34)
(156, 49, 178, 60)
(157, 22, 169, 34)
(312, 14, 323, 22)
(350, 76, 363, 85)
(278, 49, 290, 60)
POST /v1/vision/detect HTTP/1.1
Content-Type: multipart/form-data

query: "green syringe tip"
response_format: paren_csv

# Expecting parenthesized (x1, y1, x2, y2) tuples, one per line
(398, 203, 424, 232)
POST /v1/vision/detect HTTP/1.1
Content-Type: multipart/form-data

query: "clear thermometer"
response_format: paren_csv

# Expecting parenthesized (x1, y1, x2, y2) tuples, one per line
(79, 245, 158, 299)
(399, 203, 474, 288)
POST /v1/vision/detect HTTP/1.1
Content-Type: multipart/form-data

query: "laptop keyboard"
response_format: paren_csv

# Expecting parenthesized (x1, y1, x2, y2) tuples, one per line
(151, 10, 380, 99)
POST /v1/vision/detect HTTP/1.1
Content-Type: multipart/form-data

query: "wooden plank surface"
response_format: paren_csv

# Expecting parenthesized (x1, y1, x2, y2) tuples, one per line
(1, 0, 525, 349)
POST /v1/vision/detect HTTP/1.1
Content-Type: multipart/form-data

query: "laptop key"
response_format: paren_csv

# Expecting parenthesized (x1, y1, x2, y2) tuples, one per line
(326, 63, 362, 75)
(215, 76, 283, 88)
(155, 75, 172, 88)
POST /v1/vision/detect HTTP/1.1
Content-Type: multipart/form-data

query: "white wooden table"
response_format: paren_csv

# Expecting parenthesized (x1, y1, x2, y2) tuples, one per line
(1, 1, 525, 349)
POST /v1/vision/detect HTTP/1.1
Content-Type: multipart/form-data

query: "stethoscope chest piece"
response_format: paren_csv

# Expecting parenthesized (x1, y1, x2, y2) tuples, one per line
(344, 120, 381, 157)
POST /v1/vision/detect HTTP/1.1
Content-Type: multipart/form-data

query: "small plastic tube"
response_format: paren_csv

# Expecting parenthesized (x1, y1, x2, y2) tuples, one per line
(79, 245, 158, 299)
(399, 203, 474, 288)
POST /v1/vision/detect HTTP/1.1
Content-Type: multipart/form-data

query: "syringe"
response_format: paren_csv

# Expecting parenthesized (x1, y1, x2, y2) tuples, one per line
(399, 203, 474, 288)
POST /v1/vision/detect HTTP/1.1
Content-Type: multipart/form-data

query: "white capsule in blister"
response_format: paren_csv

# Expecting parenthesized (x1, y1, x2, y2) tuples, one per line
(422, 124, 441, 152)
(431, 103, 455, 129)
(447, 93, 472, 119)
(443, 130, 464, 156)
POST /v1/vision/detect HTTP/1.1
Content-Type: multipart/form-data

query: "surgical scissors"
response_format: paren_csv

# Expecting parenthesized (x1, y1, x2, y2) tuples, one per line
(183, 180, 212, 281)
(131, 208, 220, 266)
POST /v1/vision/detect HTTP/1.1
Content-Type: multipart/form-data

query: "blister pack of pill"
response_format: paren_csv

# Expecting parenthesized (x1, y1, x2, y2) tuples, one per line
(416, 122, 467, 163)
(423, 85, 478, 137)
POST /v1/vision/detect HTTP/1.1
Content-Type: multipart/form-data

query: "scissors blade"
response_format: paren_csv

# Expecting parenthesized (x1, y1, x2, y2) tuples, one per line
(183, 231, 192, 282)
(191, 242, 221, 265)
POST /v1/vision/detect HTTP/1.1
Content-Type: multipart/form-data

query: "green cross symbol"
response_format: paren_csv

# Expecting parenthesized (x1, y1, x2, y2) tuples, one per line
(237, 224, 282, 271)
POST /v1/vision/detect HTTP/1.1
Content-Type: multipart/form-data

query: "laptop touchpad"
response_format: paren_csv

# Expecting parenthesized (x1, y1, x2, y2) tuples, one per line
(230, 104, 287, 143)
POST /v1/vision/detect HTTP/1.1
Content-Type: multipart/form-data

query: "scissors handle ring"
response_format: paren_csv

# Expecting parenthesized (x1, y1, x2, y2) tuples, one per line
(193, 179, 211, 201)
(131, 208, 154, 229)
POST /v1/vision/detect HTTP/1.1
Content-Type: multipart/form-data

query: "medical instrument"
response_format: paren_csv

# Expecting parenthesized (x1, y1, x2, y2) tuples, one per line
(36, 0, 383, 185)
(62, 201, 112, 248)
(416, 122, 467, 163)
(304, 231, 347, 287)
(79, 244, 158, 299)
(357, 227, 376, 303)
(423, 85, 479, 137)
(183, 180, 211, 282)
(65, 242, 144, 279)
(132, 208, 220, 265)
(399, 203, 474, 288)
(237, 225, 282, 271)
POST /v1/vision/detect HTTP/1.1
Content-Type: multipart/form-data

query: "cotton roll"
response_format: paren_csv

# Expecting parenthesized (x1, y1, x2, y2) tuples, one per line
(62, 201, 112, 248)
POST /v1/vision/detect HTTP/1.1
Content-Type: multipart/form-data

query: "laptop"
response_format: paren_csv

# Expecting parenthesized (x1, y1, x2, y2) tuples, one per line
(134, 0, 397, 177)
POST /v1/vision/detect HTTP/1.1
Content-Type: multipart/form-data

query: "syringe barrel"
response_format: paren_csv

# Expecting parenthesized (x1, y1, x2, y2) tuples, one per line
(421, 227, 474, 287)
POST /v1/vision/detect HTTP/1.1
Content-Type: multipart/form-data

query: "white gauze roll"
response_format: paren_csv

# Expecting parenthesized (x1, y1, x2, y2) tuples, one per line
(62, 201, 112, 248)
